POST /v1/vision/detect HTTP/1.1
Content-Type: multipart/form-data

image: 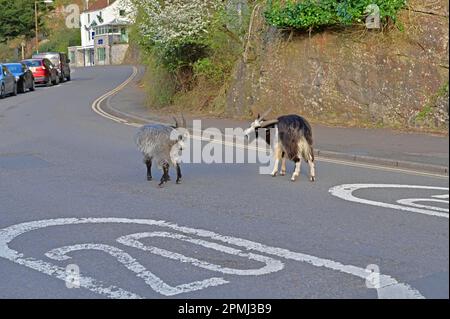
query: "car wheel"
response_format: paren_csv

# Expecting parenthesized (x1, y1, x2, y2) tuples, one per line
(18, 81, 25, 94)
(46, 77, 52, 87)
(12, 82, 17, 96)
(0, 84, 5, 99)
(52, 75, 60, 85)
(29, 80, 35, 92)
(59, 74, 65, 83)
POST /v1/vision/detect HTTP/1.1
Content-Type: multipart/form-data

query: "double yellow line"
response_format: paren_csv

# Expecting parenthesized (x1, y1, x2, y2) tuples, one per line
(91, 66, 140, 127)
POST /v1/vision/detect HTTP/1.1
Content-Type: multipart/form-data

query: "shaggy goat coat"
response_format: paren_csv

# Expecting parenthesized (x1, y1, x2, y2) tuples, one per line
(276, 115, 314, 162)
(135, 124, 181, 168)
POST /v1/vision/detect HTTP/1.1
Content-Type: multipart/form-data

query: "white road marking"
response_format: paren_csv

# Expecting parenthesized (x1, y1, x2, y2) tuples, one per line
(46, 243, 227, 296)
(329, 184, 449, 218)
(396, 198, 449, 213)
(432, 194, 449, 199)
(117, 232, 284, 276)
(0, 217, 424, 299)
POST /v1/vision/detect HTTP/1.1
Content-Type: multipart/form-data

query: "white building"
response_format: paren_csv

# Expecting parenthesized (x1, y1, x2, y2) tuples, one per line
(68, 0, 133, 67)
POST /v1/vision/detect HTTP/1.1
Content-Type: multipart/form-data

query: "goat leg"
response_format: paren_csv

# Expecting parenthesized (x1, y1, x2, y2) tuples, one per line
(280, 152, 286, 176)
(158, 163, 170, 187)
(176, 163, 182, 184)
(145, 157, 152, 181)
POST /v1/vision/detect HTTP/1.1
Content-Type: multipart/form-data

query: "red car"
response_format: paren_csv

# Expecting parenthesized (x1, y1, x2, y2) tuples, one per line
(22, 58, 59, 86)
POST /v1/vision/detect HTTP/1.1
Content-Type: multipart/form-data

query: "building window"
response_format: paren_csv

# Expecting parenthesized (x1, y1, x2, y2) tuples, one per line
(120, 27, 129, 43)
(70, 51, 75, 64)
(97, 47, 106, 62)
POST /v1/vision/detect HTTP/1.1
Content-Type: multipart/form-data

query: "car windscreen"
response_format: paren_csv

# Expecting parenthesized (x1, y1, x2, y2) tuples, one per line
(23, 60, 42, 67)
(35, 55, 59, 66)
(5, 64, 22, 74)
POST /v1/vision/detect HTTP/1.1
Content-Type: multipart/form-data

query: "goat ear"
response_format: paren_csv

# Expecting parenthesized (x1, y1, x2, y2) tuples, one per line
(257, 113, 261, 119)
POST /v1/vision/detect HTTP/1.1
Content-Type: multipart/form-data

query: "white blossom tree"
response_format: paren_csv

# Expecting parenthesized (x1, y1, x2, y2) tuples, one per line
(134, 0, 223, 50)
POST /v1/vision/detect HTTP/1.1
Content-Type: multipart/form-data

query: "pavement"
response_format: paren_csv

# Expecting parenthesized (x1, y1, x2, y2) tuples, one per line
(0, 65, 448, 299)
(104, 66, 449, 175)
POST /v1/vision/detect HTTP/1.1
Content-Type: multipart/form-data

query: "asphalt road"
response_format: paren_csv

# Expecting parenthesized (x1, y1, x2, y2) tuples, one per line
(0, 66, 448, 299)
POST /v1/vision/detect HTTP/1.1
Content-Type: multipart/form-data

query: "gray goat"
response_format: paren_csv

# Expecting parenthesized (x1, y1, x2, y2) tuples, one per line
(135, 116, 188, 186)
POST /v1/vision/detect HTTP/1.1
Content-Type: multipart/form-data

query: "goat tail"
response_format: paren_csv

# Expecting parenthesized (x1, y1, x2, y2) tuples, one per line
(298, 136, 314, 162)
(303, 120, 313, 146)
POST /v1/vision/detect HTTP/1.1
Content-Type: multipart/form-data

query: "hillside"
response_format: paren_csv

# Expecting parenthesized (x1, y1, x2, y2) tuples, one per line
(224, 0, 449, 132)
(0, 0, 82, 61)
(137, 0, 448, 134)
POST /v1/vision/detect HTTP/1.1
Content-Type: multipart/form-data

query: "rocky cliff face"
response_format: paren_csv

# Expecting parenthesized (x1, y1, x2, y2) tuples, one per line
(226, 0, 449, 132)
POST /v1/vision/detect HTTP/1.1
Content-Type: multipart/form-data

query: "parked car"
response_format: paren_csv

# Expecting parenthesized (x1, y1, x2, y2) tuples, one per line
(0, 64, 17, 98)
(22, 58, 59, 86)
(4, 63, 35, 93)
(32, 52, 71, 82)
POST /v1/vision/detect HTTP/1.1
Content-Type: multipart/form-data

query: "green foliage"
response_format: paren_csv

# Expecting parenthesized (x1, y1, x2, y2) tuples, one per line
(0, 0, 53, 43)
(192, 8, 244, 83)
(415, 105, 432, 121)
(0, 43, 17, 62)
(416, 81, 449, 123)
(134, 1, 246, 107)
(39, 28, 81, 53)
(193, 58, 225, 83)
(142, 54, 177, 108)
(436, 81, 449, 97)
(264, 0, 406, 30)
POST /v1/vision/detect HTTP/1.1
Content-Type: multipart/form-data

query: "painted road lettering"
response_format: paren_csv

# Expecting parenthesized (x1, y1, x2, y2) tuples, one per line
(0, 217, 424, 298)
(329, 184, 449, 218)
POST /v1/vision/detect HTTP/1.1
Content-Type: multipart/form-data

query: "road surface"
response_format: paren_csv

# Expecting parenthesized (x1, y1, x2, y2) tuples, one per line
(0, 66, 448, 299)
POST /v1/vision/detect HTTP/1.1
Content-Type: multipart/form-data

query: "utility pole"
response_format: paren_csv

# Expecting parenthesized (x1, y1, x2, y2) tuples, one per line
(21, 41, 26, 60)
(35, 1, 39, 54)
(34, 0, 54, 54)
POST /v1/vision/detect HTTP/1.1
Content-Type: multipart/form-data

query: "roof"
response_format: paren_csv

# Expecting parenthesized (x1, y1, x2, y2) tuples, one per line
(95, 18, 129, 27)
(83, 0, 116, 13)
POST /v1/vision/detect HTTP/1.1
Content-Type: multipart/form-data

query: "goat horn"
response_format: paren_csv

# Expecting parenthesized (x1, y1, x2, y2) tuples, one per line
(181, 113, 186, 128)
(259, 107, 272, 120)
(260, 119, 278, 128)
(172, 116, 179, 128)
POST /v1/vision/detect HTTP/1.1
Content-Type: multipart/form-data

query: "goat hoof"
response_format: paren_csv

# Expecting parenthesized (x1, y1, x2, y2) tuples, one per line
(176, 179, 181, 184)
(271, 172, 277, 177)
(158, 179, 168, 187)
(280, 171, 286, 176)
(310, 176, 315, 182)
(291, 176, 297, 182)
(147, 176, 152, 181)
